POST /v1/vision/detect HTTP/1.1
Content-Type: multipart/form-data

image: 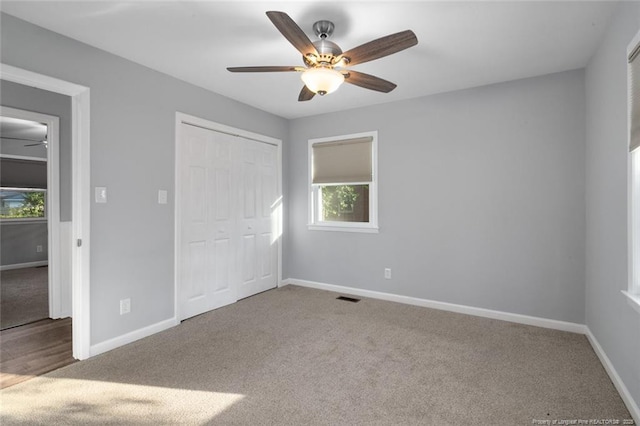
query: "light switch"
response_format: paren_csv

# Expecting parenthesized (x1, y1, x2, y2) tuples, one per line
(158, 190, 168, 204)
(95, 187, 107, 203)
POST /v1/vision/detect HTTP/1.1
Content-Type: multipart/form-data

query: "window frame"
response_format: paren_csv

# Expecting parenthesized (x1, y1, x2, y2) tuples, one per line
(626, 30, 640, 313)
(308, 131, 379, 233)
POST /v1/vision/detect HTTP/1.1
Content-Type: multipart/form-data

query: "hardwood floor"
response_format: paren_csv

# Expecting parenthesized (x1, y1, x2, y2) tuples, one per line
(0, 318, 75, 389)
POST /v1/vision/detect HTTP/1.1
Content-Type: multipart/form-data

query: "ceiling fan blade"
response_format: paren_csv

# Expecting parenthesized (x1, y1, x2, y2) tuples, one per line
(266, 11, 318, 57)
(344, 71, 397, 93)
(298, 86, 316, 102)
(339, 30, 418, 66)
(227, 66, 304, 73)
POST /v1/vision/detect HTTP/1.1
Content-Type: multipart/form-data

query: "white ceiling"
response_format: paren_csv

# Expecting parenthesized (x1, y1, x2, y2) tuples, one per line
(0, 117, 47, 141)
(1, 1, 618, 119)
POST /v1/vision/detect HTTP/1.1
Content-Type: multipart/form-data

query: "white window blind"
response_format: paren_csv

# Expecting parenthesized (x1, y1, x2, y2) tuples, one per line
(312, 136, 373, 184)
(630, 41, 640, 152)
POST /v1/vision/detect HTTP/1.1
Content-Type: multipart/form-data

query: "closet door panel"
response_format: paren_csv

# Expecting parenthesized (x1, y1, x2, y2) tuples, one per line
(179, 124, 237, 320)
(180, 122, 278, 315)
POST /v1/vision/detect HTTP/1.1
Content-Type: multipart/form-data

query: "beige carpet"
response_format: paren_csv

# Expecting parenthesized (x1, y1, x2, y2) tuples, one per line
(0, 285, 632, 425)
(0, 266, 48, 330)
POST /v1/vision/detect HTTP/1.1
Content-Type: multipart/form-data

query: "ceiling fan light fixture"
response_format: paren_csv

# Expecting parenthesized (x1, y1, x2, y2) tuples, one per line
(301, 67, 344, 96)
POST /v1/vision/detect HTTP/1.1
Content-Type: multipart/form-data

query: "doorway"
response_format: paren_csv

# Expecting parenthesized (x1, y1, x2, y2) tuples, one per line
(175, 114, 282, 321)
(0, 109, 76, 388)
(0, 64, 91, 360)
(0, 111, 63, 327)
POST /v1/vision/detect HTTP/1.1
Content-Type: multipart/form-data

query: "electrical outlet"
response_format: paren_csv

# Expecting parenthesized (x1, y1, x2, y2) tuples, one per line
(36, 245, 43, 253)
(120, 298, 131, 315)
(384, 268, 392, 279)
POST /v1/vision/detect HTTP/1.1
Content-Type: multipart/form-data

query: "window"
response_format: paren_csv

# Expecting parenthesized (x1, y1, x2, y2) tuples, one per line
(308, 131, 378, 232)
(0, 187, 46, 220)
(627, 32, 640, 311)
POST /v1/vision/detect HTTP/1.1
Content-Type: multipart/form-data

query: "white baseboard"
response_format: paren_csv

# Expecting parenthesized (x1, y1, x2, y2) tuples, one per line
(90, 317, 179, 357)
(0, 260, 48, 271)
(585, 328, 640, 424)
(283, 278, 586, 334)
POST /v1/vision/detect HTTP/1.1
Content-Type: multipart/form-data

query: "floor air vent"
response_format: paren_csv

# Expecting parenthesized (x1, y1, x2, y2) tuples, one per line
(336, 296, 361, 303)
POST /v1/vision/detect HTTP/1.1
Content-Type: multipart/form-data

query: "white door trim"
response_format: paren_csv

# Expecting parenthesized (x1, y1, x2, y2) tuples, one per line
(0, 106, 61, 318)
(174, 112, 283, 320)
(1, 63, 91, 360)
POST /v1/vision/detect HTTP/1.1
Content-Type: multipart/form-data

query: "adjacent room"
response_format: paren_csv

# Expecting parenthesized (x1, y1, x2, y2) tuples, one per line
(0, 83, 74, 389)
(0, 1, 638, 424)
(1, 125, 49, 331)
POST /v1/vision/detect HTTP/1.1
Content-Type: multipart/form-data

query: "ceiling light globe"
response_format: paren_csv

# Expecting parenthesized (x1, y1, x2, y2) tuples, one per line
(301, 67, 344, 96)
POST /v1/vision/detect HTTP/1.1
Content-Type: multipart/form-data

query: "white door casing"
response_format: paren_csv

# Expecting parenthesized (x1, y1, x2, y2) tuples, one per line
(1, 64, 91, 360)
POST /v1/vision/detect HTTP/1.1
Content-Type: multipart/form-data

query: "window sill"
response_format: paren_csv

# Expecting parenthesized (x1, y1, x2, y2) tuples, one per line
(622, 291, 640, 315)
(308, 224, 379, 234)
(0, 218, 47, 225)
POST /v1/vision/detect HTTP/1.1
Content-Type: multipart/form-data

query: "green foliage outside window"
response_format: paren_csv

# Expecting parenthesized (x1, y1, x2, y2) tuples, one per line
(0, 190, 46, 219)
(321, 185, 368, 221)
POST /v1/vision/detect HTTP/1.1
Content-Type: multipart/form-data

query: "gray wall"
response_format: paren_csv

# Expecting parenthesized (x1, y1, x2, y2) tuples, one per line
(1, 157, 47, 187)
(585, 1, 640, 410)
(0, 158, 48, 267)
(0, 137, 46, 159)
(0, 13, 288, 345)
(1, 222, 48, 266)
(1, 80, 72, 221)
(287, 69, 586, 324)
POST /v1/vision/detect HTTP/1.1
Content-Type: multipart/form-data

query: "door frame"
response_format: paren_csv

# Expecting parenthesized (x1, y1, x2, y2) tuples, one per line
(174, 112, 283, 320)
(1, 64, 92, 360)
(0, 107, 61, 318)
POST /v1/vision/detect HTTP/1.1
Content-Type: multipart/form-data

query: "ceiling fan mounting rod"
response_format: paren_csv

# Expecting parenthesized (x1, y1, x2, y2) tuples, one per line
(312, 20, 334, 39)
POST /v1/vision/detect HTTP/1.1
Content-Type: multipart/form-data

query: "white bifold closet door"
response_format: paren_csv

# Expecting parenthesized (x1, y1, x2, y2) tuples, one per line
(179, 123, 278, 321)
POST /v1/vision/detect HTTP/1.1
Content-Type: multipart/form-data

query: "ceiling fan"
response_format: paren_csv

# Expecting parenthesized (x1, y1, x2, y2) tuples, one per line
(1, 136, 48, 148)
(227, 11, 418, 101)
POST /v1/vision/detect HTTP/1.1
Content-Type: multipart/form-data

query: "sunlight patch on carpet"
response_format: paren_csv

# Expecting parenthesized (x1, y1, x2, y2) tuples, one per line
(1, 377, 245, 424)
